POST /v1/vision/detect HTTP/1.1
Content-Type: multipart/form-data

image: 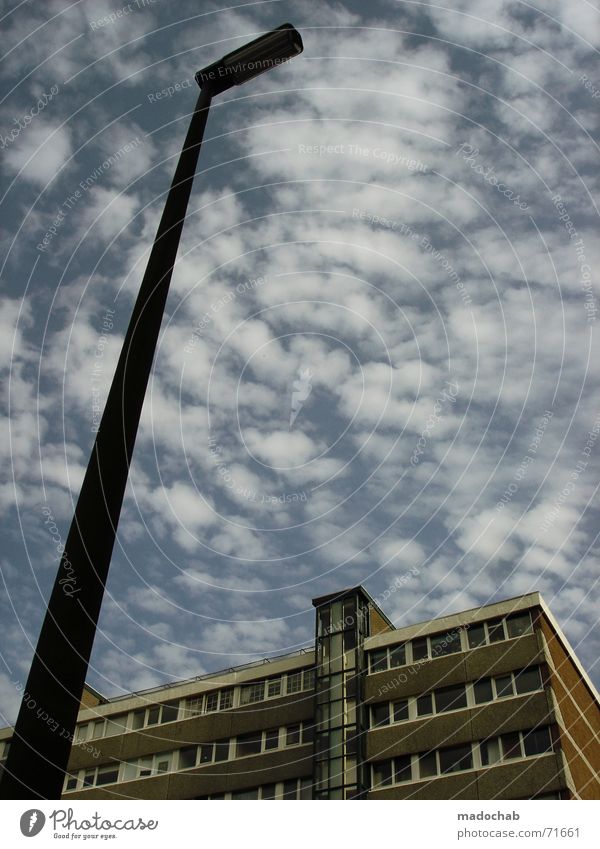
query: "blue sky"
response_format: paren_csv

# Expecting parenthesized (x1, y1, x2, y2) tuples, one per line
(1, 0, 599, 719)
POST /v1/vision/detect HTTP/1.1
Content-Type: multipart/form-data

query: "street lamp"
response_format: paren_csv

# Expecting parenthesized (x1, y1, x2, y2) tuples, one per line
(1, 23, 303, 800)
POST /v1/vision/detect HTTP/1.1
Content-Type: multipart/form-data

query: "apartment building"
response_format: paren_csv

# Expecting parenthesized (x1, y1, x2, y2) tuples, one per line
(0, 585, 598, 799)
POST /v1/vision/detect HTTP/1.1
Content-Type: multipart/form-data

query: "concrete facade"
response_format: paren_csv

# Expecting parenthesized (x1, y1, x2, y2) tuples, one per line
(0, 587, 597, 800)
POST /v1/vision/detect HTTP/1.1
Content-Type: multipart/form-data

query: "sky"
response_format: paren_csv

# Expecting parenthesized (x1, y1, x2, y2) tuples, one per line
(1, 0, 599, 721)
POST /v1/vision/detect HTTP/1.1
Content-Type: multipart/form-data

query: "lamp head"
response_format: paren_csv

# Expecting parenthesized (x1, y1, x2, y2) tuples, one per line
(195, 23, 303, 94)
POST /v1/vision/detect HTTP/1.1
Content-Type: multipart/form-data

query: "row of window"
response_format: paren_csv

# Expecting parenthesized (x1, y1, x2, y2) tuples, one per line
(368, 611, 533, 673)
(371, 725, 555, 789)
(65, 722, 314, 792)
(370, 666, 544, 727)
(197, 778, 313, 800)
(74, 668, 315, 743)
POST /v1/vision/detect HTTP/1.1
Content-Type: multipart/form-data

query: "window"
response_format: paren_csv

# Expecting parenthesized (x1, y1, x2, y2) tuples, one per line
(439, 743, 473, 774)
(236, 732, 262, 758)
(205, 692, 219, 712)
(240, 683, 264, 705)
(65, 774, 78, 791)
(467, 623, 486, 648)
(369, 649, 388, 673)
(132, 710, 144, 730)
(514, 666, 542, 694)
(186, 696, 203, 716)
(90, 719, 105, 739)
(265, 729, 279, 750)
(431, 630, 462, 656)
(262, 783, 277, 799)
(373, 760, 393, 787)
(287, 672, 302, 693)
(220, 689, 233, 709)
(371, 704, 390, 727)
(393, 700, 409, 722)
(286, 725, 301, 746)
(179, 747, 197, 769)
(389, 644, 406, 667)
(480, 738, 501, 766)
(412, 637, 428, 661)
(232, 788, 259, 800)
(267, 678, 281, 698)
(303, 668, 316, 690)
(500, 732, 522, 759)
(487, 620, 505, 643)
(523, 727, 552, 757)
(434, 684, 467, 713)
(146, 706, 160, 726)
(83, 770, 95, 787)
(506, 611, 532, 638)
(214, 739, 230, 762)
(419, 751, 437, 778)
(199, 744, 214, 763)
(416, 693, 433, 716)
(300, 778, 312, 799)
(104, 715, 127, 737)
(495, 675, 514, 698)
(75, 724, 89, 742)
(473, 678, 493, 703)
(156, 759, 169, 773)
(282, 779, 298, 799)
(160, 701, 179, 723)
(394, 755, 412, 783)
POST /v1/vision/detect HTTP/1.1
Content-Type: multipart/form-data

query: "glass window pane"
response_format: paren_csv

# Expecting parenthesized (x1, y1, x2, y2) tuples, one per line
(434, 684, 467, 713)
(282, 779, 298, 799)
(232, 788, 259, 799)
(267, 678, 282, 698)
(302, 723, 314, 744)
(487, 620, 505, 643)
(389, 644, 406, 667)
(220, 689, 233, 709)
(373, 760, 392, 787)
(236, 732, 262, 758)
(393, 700, 409, 722)
(371, 704, 390, 728)
(75, 723, 89, 742)
(83, 771, 95, 787)
(303, 668, 316, 690)
(505, 611, 532, 638)
(319, 607, 331, 635)
(146, 706, 160, 726)
(156, 759, 169, 773)
(480, 738, 501, 766)
(416, 693, 433, 716)
(419, 751, 437, 778)
(495, 675, 514, 698)
(467, 623, 486, 648)
(214, 739, 229, 762)
(264, 728, 279, 750)
(287, 672, 302, 693)
(199, 744, 214, 763)
(240, 683, 264, 705)
(473, 678, 493, 704)
(91, 720, 105, 739)
(132, 711, 144, 730)
(65, 775, 78, 791)
(186, 696, 203, 716)
(439, 743, 473, 774)
(523, 727, 552, 757)
(262, 783, 277, 799)
(369, 650, 387, 673)
(394, 755, 412, 783)
(96, 766, 119, 785)
(431, 630, 461, 656)
(514, 666, 542, 694)
(286, 724, 301, 746)
(412, 637, 428, 661)
(160, 701, 179, 723)
(104, 715, 127, 737)
(500, 732, 522, 759)
(179, 746, 197, 769)
(344, 629, 357, 651)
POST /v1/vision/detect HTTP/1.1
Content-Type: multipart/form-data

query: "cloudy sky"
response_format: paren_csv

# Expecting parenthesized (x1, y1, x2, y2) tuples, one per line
(1, 0, 599, 720)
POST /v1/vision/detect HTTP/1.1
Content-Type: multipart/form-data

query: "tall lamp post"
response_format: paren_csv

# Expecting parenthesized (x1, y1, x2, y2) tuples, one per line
(1, 23, 303, 800)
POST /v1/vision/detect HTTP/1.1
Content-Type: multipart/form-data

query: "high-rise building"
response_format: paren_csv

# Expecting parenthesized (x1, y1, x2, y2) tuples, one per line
(1, 586, 598, 799)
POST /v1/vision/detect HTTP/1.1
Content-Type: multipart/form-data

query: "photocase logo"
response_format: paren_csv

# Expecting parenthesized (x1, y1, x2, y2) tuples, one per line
(19, 810, 46, 837)
(289, 366, 313, 428)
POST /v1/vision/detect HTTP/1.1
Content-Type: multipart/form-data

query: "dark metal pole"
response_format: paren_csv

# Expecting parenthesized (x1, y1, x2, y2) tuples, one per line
(1, 86, 213, 799)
